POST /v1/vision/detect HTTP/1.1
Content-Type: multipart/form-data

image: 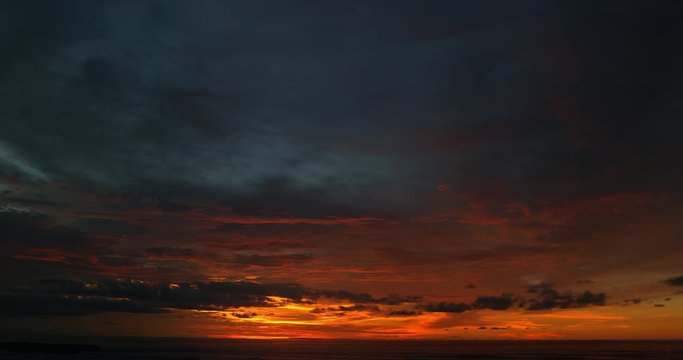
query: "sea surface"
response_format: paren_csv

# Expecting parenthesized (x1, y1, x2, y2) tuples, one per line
(1, 338, 683, 360)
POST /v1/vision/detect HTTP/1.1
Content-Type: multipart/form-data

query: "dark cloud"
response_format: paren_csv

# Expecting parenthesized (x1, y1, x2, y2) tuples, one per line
(422, 295, 514, 313)
(2, 0, 677, 212)
(145, 246, 198, 260)
(526, 283, 605, 310)
(231, 311, 256, 319)
(460, 246, 559, 262)
(338, 304, 379, 312)
(0, 278, 415, 316)
(0, 208, 86, 249)
(0, 0, 681, 221)
(664, 276, 683, 286)
(422, 302, 471, 313)
(0, 292, 167, 316)
(311, 290, 420, 306)
(311, 304, 380, 314)
(574, 291, 606, 307)
(232, 253, 315, 268)
(375, 294, 422, 306)
(423, 283, 606, 314)
(387, 310, 420, 316)
(472, 295, 515, 311)
(624, 298, 642, 305)
(210, 222, 342, 238)
(0, 207, 117, 271)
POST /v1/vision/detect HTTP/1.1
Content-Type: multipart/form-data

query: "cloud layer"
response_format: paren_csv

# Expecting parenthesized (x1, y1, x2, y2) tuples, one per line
(1, 0, 683, 339)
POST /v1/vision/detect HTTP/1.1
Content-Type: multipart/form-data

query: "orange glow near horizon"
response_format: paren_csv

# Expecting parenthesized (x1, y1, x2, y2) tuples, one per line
(2, 182, 683, 341)
(166, 296, 683, 340)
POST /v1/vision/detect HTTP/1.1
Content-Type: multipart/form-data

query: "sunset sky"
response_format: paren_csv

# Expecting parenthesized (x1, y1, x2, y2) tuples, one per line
(1, 0, 683, 340)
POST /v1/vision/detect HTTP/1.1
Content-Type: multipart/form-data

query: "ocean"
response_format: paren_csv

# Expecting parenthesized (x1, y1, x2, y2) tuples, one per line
(1, 338, 683, 359)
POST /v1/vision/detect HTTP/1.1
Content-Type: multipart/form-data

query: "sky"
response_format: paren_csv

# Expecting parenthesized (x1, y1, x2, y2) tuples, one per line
(1, 0, 683, 340)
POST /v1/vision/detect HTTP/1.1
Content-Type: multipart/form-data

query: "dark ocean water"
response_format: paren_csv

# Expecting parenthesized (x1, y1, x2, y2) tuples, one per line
(2, 338, 683, 360)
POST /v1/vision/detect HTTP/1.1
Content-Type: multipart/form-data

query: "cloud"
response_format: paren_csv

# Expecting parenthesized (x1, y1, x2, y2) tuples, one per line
(0, 208, 86, 249)
(422, 302, 470, 313)
(232, 254, 315, 268)
(423, 283, 605, 314)
(0, 278, 416, 317)
(0, 292, 167, 316)
(0, 207, 148, 276)
(231, 311, 257, 319)
(145, 246, 198, 260)
(421, 296, 514, 313)
(387, 310, 420, 316)
(311, 304, 381, 314)
(664, 276, 683, 286)
(375, 294, 422, 305)
(0, 141, 49, 181)
(472, 295, 515, 310)
(525, 283, 605, 310)
(0, 208, 111, 268)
